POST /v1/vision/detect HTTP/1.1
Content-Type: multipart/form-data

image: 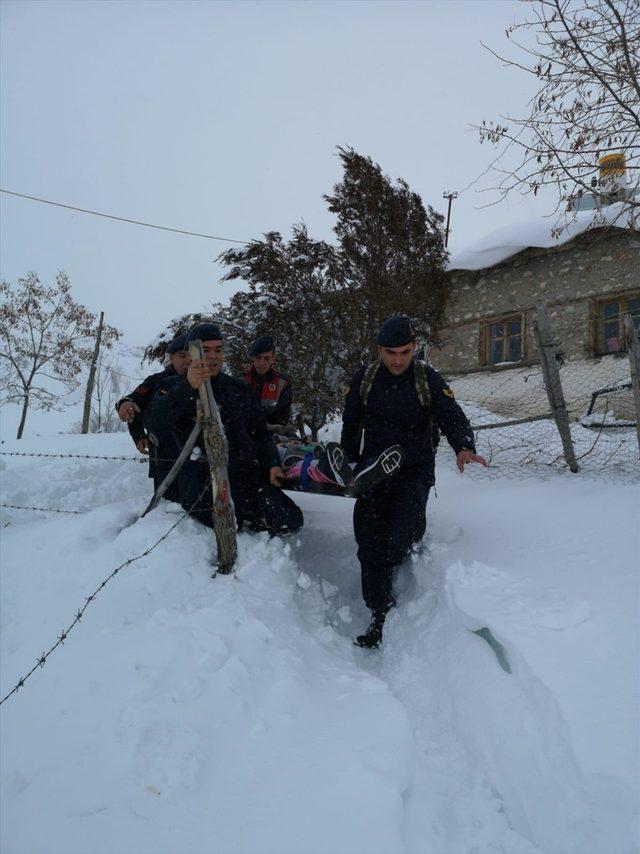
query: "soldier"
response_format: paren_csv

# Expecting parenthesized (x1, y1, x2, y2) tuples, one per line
(116, 334, 191, 501)
(116, 333, 191, 449)
(146, 323, 303, 537)
(341, 315, 488, 649)
(243, 335, 293, 431)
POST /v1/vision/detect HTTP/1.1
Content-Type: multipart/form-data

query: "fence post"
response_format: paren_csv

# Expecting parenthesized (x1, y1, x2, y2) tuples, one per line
(533, 303, 579, 472)
(624, 313, 640, 458)
(81, 311, 104, 434)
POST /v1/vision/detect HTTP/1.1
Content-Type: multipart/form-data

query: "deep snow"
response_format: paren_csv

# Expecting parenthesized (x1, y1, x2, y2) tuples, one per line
(1, 431, 638, 854)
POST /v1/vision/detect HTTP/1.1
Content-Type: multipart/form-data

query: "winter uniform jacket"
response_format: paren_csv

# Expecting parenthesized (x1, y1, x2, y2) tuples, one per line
(341, 360, 475, 485)
(146, 372, 281, 478)
(116, 365, 178, 447)
(242, 366, 292, 427)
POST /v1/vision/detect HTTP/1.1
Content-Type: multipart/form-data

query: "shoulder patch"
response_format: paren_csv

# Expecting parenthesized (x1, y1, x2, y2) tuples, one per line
(443, 387, 455, 398)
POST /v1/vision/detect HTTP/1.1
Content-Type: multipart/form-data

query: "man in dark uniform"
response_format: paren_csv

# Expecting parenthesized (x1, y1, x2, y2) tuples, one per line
(146, 323, 303, 537)
(116, 334, 191, 501)
(341, 315, 487, 649)
(243, 335, 293, 430)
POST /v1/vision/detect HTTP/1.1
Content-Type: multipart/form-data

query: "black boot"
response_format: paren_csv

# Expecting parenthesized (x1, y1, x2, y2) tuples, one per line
(318, 442, 353, 487)
(354, 609, 387, 649)
(352, 445, 405, 496)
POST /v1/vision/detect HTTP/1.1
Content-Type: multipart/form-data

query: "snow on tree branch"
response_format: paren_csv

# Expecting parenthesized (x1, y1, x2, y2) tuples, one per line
(475, 0, 640, 227)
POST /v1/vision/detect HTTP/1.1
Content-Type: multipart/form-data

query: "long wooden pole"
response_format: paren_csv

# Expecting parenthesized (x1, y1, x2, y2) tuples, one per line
(141, 422, 202, 517)
(188, 340, 237, 574)
(533, 303, 578, 473)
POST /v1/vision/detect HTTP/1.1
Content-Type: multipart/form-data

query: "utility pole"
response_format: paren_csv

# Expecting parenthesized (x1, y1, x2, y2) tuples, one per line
(81, 311, 104, 434)
(442, 191, 458, 248)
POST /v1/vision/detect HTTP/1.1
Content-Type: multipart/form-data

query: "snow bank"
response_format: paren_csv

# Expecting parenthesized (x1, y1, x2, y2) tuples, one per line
(447, 202, 637, 271)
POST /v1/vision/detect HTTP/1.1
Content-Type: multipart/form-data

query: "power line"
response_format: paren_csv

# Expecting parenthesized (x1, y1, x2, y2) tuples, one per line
(0, 189, 249, 244)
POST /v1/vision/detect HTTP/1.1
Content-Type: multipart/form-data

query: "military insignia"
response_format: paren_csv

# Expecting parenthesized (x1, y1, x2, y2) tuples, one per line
(443, 387, 455, 398)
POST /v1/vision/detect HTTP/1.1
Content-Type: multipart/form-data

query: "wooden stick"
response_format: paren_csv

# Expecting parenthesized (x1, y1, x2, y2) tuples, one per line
(533, 303, 579, 473)
(141, 422, 202, 517)
(188, 340, 237, 574)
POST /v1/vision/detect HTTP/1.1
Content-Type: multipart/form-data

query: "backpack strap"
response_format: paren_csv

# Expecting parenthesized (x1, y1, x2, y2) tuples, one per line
(413, 360, 431, 410)
(360, 360, 431, 411)
(414, 360, 441, 452)
(354, 361, 381, 455)
(355, 359, 434, 458)
(359, 361, 381, 407)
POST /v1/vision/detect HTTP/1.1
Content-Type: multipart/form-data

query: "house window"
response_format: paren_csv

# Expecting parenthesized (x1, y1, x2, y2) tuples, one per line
(481, 314, 523, 365)
(596, 294, 640, 354)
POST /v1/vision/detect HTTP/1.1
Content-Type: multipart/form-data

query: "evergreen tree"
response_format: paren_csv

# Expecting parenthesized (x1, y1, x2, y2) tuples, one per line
(219, 225, 341, 440)
(326, 146, 449, 369)
(144, 311, 217, 365)
(153, 149, 451, 438)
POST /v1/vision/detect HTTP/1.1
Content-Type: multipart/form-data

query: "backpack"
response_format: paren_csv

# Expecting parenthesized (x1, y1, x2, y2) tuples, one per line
(357, 359, 440, 452)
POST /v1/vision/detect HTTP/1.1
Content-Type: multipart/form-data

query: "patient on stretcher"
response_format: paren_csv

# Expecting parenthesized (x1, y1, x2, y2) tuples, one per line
(278, 441, 405, 497)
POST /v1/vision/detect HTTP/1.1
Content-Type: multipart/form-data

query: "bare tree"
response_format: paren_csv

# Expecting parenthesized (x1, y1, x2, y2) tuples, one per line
(476, 0, 640, 221)
(0, 272, 120, 439)
(87, 354, 128, 434)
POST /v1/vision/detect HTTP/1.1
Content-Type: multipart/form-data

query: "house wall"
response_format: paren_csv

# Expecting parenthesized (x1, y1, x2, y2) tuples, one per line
(431, 229, 640, 375)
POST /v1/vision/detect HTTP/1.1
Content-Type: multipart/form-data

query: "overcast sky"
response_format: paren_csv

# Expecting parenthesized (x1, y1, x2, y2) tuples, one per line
(1, 0, 554, 344)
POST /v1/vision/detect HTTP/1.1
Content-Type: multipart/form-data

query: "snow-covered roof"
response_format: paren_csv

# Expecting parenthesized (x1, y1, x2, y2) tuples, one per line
(447, 201, 638, 272)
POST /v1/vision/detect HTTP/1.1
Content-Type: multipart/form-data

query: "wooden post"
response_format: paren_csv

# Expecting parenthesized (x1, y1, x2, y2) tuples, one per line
(81, 311, 104, 434)
(624, 313, 640, 458)
(188, 340, 237, 574)
(141, 422, 202, 517)
(533, 303, 579, 473)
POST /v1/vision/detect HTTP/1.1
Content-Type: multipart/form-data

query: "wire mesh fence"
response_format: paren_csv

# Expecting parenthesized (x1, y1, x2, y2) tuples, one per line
(446, 311, 639, 478)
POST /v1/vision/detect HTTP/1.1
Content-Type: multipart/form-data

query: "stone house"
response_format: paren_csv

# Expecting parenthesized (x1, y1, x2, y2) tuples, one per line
(429, 212, 639, 424)
(432, 220, 639, 377)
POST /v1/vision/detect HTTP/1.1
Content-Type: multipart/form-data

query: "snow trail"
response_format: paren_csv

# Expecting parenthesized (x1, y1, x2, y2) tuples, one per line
(1, 435, 638, 854)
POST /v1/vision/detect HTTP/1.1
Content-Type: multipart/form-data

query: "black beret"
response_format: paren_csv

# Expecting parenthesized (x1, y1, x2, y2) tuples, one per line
(166, 334, 188, 354)
(376, 316, 416, 347)
(248, 335, 275, 357)
(185, 323, 223, 344)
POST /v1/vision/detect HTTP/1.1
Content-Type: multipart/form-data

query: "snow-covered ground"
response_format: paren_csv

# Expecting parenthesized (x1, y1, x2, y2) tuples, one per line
(1, 431, 638, 854)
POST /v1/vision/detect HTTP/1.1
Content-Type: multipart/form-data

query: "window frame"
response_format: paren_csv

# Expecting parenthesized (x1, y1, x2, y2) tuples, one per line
(594, 292, 640, 356)
(479, 312, 525, 367)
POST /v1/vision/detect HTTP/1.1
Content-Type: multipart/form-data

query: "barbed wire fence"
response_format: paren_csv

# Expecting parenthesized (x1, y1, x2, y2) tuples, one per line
(0, 450, 148, 463)
(0, 480, 212, 707)
(447, 305, 640, 477)
(1, 503, 83, 515)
